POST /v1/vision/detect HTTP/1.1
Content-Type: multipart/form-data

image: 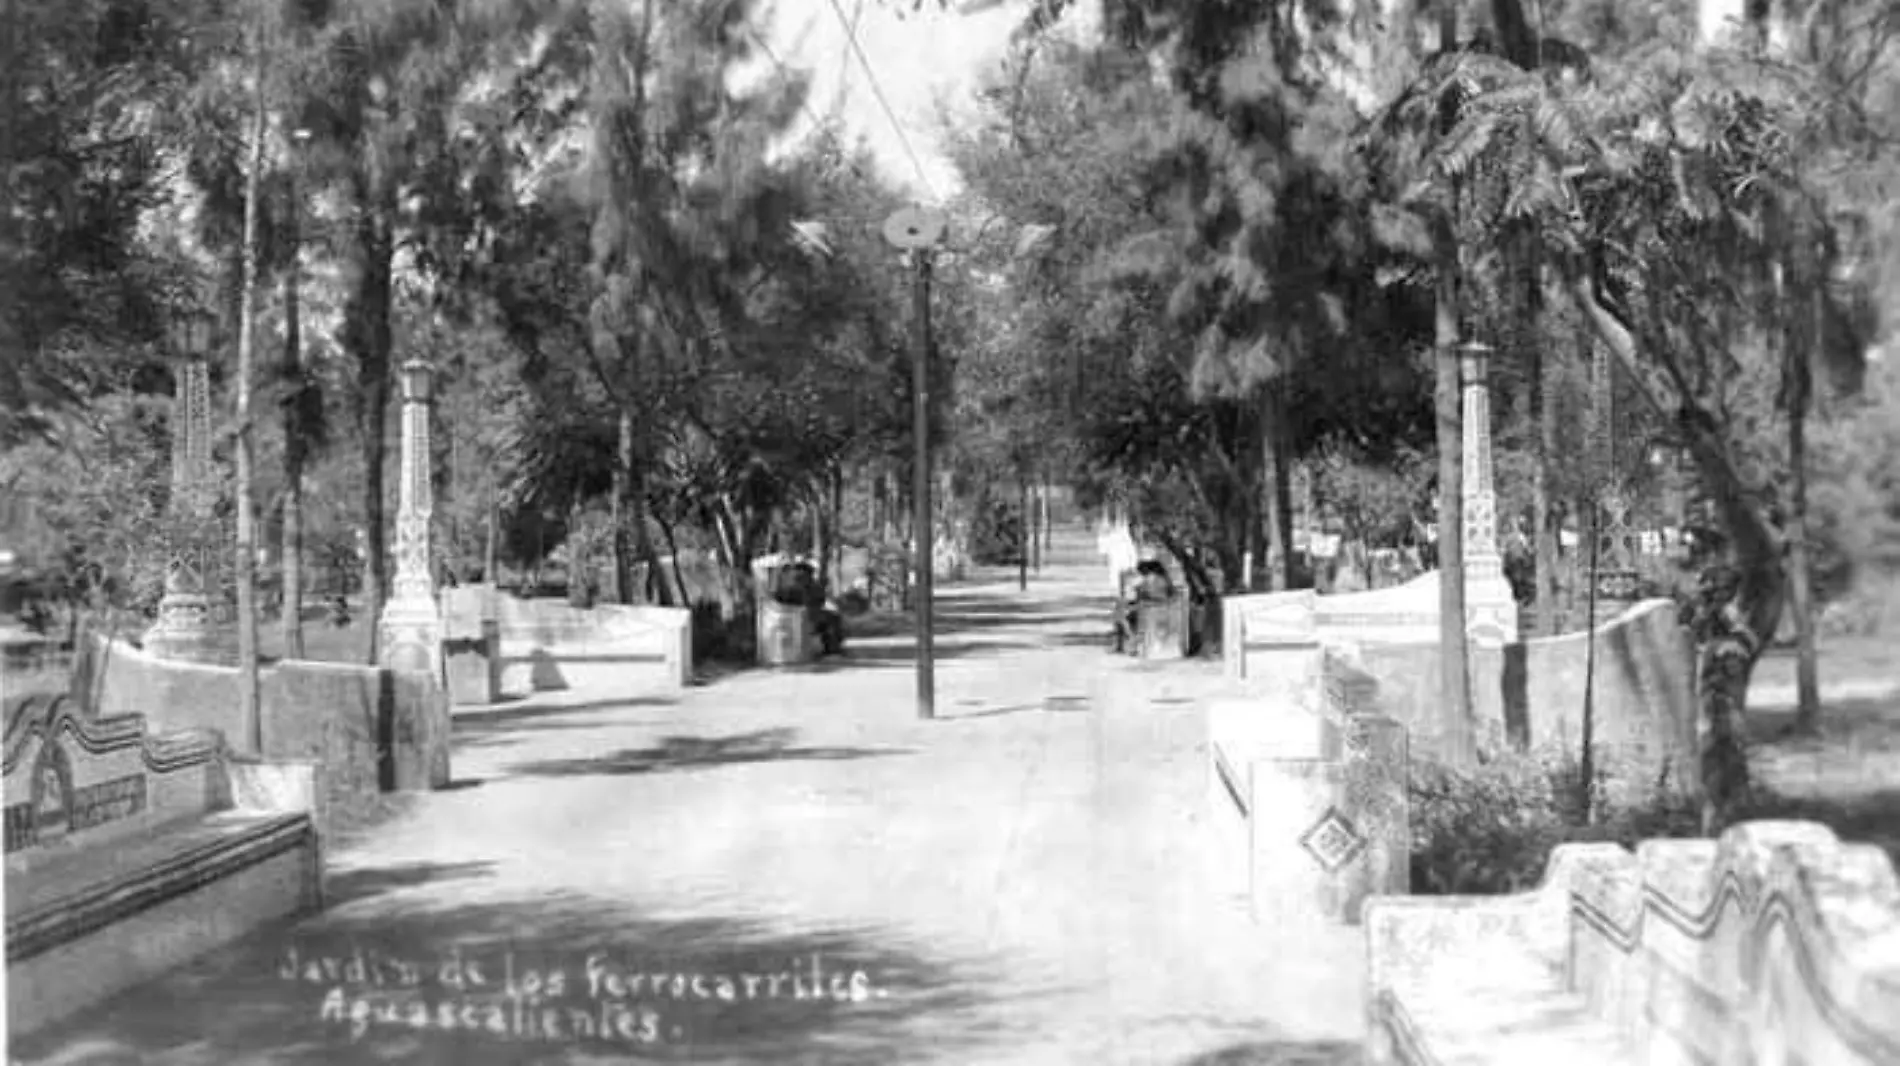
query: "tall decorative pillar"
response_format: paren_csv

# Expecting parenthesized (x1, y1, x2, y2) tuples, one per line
(1587, 339, 1640, 625)
(379, 359, 443, 681)
(146, 315, 225, 663)
(1459, 344, 1519, 646)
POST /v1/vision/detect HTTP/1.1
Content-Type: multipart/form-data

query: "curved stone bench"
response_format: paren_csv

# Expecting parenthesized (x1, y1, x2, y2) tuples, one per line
(1204, 646, 1407, 925)
(5, 695, 323, 1036)
(448, 591, 691, 698)
(1365, 821, 1900, 1064)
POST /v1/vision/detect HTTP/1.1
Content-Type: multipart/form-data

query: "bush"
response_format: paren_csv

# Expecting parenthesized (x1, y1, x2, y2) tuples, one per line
(1409, 746, 1701, 895)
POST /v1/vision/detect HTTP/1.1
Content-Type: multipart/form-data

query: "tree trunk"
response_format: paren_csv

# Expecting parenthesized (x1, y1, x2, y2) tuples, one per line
(1018, 473, 1030, 591)
(656, 511, 690, 607)
(1531, 326, 1557, 636)
(1274, 377, 1298, 589)
(279, 193, 306, 661)
(1564, 274, 1786, 822)
(830, 464, 844, 590)
(484, 483, 499, 584)
(1789, 283, 1820, 733)
(1261, 384, 1295, 591)
(711, 503, 744, 621)
(872, 470, 887, 542)
(1433, 215, 1474, 766)
(639, 517, 670, 606)
(812, 486, 830, 592)
(567, 499, 590, 608)
(612, 409, 634, 604)
(346, 166, 395, 665)
(234, 45, 265, 747)
(1042, 472, 1052, 551)
(1029, 475, 1041, 573)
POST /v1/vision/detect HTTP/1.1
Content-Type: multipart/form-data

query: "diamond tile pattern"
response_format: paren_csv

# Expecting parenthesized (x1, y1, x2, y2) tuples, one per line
(1299, 806, 1368, 872)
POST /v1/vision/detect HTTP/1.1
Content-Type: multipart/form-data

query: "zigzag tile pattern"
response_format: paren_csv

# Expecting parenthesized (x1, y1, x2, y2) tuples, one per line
(4, 694, 221, 777)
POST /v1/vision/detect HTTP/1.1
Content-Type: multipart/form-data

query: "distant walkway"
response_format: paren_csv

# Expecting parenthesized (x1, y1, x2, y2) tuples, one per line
(15, 527, 1362, 1066)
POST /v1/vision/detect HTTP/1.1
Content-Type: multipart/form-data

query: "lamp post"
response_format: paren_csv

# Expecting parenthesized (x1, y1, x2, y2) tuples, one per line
(379, 357, 444, 682)
(145, 310, 221, 664)
(883, 205, 947, 720)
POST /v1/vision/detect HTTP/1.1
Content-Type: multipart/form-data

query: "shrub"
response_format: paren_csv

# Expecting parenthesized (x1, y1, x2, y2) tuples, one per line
(1409, 745, 1701, 895)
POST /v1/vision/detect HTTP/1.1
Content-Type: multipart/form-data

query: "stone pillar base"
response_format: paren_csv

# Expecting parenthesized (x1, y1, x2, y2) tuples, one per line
(379, 596, 443, 683)
(1465, 572, 1520, 646)
(144, 593, 226, 664)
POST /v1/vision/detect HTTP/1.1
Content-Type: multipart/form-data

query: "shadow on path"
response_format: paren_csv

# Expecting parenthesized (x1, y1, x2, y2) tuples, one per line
(13, 892, 1011, 1066)
(323, 861, 503, 910)
(845, 586, 1109, 642)
(797, 640, 1027, 672)
(452, 697, 678, 734)
(497, 728, 914, 779)
(1177, 1039, 1362, 1065)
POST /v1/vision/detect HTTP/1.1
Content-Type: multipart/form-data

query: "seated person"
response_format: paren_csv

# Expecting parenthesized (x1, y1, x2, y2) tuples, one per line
(771, 564, 808, 608)
(1112, 560, 1175, 653)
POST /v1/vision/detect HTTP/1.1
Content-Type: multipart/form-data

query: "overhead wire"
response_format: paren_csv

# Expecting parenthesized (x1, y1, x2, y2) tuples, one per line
(822, 0, 940, 200)
(742, 24, 841, 146)
(831, 0, 865, 121)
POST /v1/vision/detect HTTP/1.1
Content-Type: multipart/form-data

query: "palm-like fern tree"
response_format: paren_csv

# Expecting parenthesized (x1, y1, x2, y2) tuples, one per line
(1360, 24, 1589, 765)
(1391, 20, 1882, 823)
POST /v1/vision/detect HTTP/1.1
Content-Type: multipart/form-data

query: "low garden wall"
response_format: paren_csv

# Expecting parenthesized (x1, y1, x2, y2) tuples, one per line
(68, 635, 450, 805)
(1353, 599, 1697, 802)
(1223, 584, 1696, 803)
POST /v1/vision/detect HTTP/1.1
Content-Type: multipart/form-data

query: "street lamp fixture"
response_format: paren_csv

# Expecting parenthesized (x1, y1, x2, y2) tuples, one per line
(400, 359, 435, 405)
(170, 309, 214, 359)
(1458, 340, 1494, 388)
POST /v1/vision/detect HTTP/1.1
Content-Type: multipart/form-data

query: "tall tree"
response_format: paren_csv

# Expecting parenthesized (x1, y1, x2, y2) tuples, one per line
(234, 19, 266, 744)
(269, 0, 578, 661)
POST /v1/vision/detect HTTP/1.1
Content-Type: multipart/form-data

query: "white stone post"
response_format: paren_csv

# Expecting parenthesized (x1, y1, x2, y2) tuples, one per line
(1460, 347, 1518, 645)
(379, 359, 443, 681)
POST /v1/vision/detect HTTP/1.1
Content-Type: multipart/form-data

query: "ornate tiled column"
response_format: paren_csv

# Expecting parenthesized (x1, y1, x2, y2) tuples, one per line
(146, 334, 225, 663)
(379, 360, 443, 681)
(1460, 345, 1519, 646)
(1587, 340, 1641, 624)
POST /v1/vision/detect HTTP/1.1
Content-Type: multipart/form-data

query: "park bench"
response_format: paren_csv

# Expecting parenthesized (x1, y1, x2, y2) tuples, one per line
(1204, 646, 1406, 926)
(5, 693, 323, 1037)
(1364, 822, 1900, 1064)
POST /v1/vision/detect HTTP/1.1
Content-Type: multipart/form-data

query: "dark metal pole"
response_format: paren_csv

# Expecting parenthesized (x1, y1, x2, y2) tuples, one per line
(911, 250, 935, 719)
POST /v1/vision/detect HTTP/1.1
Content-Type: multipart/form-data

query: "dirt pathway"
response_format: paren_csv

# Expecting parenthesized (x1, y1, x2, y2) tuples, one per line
(13, 532, 1363, 1066)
